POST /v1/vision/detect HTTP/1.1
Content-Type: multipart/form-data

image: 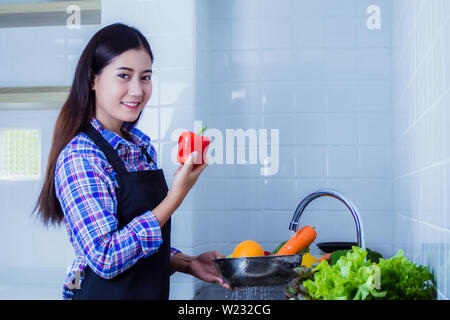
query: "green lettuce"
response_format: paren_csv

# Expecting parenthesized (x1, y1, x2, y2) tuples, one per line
(328, 248, 383, 266)
(301, 246, 435, 300)
(303, 247, 386, 300)
(375, 250, 435, 300)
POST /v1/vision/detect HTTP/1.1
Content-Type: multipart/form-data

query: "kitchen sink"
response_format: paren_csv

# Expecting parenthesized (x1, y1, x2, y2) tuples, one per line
(193, 283, 287, 300)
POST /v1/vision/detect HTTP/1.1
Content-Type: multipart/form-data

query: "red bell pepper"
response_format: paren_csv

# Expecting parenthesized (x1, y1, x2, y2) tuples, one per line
(177, 125, 210, 165)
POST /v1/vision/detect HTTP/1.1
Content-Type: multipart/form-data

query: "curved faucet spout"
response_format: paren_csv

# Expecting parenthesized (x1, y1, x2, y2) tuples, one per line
(289, 189, 365, 250)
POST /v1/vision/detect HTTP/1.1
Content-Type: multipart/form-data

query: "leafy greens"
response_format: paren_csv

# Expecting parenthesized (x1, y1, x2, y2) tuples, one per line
(298, 247, 435, 300)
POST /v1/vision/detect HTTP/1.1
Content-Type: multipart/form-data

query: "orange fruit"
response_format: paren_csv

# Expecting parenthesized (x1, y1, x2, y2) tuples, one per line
(232, 240, 265, 258)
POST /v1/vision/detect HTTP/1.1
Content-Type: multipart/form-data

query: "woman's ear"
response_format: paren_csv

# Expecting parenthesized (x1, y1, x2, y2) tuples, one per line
(90, 76, 96, 91)
(89, 69, 96, 91)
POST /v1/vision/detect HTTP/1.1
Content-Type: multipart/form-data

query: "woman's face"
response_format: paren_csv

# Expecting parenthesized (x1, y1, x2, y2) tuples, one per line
(91, 48, 153, 134)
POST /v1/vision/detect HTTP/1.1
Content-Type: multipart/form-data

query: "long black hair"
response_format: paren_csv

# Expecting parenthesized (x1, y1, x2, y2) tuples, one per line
(34, 23, 154, 226)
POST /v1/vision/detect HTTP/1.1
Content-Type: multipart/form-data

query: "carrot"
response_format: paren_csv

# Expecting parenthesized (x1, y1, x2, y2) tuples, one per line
(318, 253, 332, 262)
(275, 225, 317, 255)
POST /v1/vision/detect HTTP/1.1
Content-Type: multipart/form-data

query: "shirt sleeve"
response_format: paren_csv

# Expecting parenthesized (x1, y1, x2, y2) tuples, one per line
(170, 247, 181, 256)
(55, 150, 164, 280)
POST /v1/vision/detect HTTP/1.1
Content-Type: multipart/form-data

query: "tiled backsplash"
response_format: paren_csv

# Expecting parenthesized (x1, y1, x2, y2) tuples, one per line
(196, 0, 393, 275)
(392, 0, 450, 300)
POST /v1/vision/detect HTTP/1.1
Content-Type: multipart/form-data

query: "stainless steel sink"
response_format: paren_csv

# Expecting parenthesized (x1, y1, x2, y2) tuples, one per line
(193, 283, 287, 300)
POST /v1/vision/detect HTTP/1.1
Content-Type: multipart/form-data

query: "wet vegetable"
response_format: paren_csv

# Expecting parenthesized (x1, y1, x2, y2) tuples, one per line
(271, 240, 287, 255)
(275, 226, 316, 256)
(285, 247, 436, 300)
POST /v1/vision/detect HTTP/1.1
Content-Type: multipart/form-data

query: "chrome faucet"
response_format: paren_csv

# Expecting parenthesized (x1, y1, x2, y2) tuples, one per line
(289, 189, 366, 250)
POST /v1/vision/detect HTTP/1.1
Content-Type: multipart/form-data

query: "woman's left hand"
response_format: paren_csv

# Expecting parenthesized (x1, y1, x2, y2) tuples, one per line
(189, 251, 231, 290)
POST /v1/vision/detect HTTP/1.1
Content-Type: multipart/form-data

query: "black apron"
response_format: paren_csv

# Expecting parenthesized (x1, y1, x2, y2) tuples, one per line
(72, 124, 171, 300)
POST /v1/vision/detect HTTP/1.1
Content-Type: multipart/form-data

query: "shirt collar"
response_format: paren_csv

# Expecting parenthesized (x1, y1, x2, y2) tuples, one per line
(89, 118, 151, 150)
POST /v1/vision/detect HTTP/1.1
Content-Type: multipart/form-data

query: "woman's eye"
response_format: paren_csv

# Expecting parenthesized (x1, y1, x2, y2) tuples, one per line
(118, 74, 151, 81)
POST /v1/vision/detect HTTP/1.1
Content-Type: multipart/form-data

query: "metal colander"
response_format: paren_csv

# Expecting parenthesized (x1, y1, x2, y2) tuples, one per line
(214, 254, 302, 288)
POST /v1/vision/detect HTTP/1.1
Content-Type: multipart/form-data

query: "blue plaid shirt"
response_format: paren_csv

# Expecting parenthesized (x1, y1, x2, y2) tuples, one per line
(55, 117, 179, 300)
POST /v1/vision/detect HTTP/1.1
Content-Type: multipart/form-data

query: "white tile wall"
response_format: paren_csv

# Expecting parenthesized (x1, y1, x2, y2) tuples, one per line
(197, 0, 393, 280)
(392, 0, 450, 300)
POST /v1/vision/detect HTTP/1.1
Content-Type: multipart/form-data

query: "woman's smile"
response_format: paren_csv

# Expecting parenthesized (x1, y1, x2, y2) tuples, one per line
(121, 101, 140, 109)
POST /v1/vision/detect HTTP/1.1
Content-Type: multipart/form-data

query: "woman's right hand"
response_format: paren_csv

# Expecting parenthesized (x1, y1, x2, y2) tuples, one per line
(168, 151, 207, 206)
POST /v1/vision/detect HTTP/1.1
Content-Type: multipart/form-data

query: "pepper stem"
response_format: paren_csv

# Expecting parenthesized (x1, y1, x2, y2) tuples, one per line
(197, 125, 207, 136)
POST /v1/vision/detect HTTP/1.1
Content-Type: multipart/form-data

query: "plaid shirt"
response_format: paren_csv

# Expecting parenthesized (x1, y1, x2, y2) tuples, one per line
(55, 118, 179, 300)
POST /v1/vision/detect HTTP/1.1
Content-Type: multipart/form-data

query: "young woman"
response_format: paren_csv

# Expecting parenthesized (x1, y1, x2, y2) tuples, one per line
(34, 23, 228, 300)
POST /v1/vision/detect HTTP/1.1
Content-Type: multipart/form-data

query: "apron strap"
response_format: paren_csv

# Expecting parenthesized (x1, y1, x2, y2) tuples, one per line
(83, 124, 128, 175)
(143, 148, 156, 167)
